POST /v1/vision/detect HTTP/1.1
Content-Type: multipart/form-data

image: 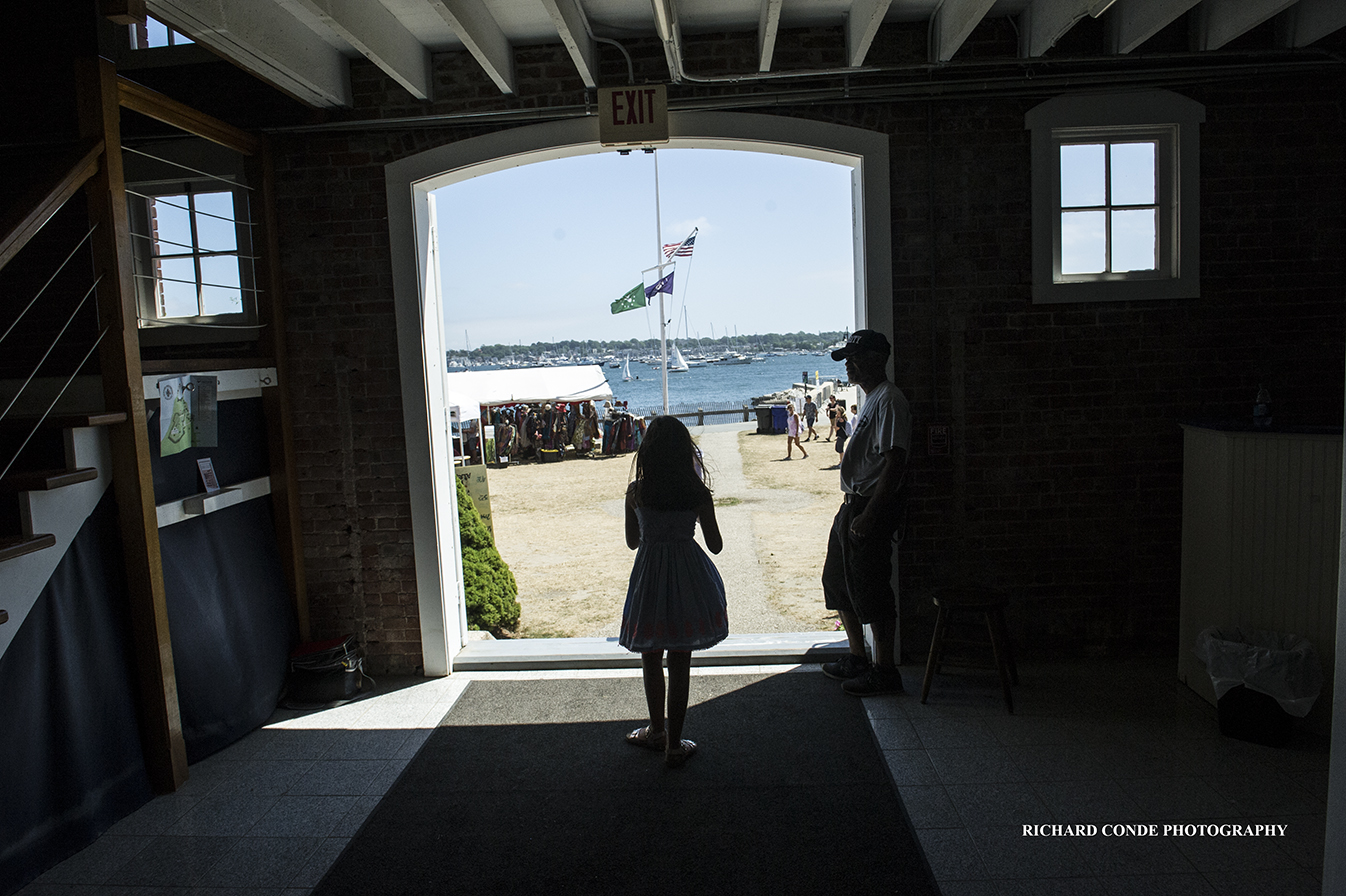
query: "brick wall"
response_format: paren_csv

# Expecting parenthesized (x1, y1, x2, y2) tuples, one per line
(269, 31, 1345, 673)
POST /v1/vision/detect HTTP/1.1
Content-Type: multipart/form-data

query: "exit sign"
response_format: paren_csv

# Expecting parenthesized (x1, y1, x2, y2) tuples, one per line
(597, 85, 668, 147)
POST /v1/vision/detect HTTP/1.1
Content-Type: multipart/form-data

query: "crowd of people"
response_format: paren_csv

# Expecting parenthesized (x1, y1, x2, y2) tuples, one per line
(785, 393, 858, 465)
(485, 400, 646, 465)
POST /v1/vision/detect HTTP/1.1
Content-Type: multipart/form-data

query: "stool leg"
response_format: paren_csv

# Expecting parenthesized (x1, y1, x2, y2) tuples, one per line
(995, 609, 1019, 685)
(921, 606, 948, 704)
(985, 609, 1014, 714)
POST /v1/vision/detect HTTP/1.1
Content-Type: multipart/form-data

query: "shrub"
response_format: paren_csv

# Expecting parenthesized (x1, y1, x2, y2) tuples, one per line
(457, 475, 520, 634)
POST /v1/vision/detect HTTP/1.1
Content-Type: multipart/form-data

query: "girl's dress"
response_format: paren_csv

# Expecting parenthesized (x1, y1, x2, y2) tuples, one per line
(620, 506, 728, 652)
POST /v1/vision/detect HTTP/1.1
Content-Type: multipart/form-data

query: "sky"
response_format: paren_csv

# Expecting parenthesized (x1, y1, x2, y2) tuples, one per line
(432, 148, 856, 350)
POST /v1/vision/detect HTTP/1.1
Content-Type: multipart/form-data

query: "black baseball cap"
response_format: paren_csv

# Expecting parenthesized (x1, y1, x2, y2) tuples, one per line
(831, 329, 891, 361)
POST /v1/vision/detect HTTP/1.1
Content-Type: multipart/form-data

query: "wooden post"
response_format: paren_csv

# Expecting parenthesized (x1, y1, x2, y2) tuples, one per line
(77, 56, 188, 793)
(246, 144, 310, 642)
(114, 71, 311, 659)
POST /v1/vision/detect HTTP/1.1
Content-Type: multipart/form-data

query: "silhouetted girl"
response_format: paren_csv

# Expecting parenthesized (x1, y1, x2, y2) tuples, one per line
(620, 415, 727, 768)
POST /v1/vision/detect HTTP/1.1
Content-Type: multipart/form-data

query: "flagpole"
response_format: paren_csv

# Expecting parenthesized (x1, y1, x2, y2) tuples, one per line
(653, 150, 669, 415)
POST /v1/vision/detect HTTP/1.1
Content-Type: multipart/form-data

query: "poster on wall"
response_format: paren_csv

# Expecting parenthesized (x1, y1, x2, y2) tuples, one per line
(158, 375, 220, 457)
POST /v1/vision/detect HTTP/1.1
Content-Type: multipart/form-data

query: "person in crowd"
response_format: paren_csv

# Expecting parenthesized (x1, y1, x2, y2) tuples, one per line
(621, 416, 727, 768)
(833, 404, 849, 462)
(803, 394, 819, 441)
(785, 404, 809, 460)
(825, 395, 839, 441)
(819, 329, 911, 696)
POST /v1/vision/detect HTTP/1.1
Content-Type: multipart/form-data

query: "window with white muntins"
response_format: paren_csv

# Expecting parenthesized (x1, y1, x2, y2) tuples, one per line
(1027, 91, 1205, 304)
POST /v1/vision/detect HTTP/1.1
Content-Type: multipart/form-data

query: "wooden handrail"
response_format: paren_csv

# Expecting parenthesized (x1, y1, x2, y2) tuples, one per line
(117, 77, 262, 156)
(0, 138, 104, 272)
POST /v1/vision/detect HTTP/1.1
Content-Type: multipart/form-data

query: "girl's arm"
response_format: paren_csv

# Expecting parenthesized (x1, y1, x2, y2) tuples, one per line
(625, 485, 641, 550)
(698, 498, 724, 554)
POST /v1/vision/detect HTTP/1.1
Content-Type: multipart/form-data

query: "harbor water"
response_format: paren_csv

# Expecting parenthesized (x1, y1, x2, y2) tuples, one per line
(605, 351, 846, 416)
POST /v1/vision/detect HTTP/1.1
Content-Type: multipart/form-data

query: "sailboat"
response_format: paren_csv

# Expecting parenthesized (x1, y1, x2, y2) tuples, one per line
(622, 358, 633, 382)
(668, 342, 690, 373)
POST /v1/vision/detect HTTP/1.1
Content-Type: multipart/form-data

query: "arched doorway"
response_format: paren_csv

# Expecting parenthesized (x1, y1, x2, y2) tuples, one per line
(386, 112, 891, 675)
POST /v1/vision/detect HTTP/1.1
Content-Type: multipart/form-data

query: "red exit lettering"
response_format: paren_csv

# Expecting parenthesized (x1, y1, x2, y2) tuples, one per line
(610, 88, 658, 126)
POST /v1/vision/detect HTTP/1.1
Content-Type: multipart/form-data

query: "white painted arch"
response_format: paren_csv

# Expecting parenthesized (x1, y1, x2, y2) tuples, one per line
(385, 111, 892, 675)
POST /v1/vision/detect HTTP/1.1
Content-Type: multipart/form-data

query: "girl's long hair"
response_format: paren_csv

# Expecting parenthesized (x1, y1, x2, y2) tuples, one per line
(629, 415, 713, 510)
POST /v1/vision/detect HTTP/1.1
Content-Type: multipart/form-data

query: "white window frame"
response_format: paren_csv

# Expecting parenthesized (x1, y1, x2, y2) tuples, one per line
(1027, 91, 1205, 304)
(127, 180, 261, 343)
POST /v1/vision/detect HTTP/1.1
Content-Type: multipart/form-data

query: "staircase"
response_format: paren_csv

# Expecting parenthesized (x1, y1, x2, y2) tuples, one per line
(0, 412, 122, 562)
(0, 139, 115, 640)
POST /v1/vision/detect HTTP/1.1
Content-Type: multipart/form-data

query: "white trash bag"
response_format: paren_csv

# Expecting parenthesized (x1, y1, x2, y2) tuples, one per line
(1194, 626, 1323, 718)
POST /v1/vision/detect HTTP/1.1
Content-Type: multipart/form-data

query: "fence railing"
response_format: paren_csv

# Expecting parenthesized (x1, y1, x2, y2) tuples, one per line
(624, 403, 758, 426)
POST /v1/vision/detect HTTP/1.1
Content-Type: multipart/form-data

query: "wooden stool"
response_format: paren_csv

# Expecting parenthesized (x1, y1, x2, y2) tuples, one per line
(920, 589, 1019, 713)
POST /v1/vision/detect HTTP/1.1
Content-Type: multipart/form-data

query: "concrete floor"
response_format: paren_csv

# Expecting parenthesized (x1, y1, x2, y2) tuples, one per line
(16, 655, 1330, 896)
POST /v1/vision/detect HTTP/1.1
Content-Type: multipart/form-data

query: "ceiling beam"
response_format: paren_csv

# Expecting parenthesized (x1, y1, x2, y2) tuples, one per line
(150, 0, 351, 107)
(426, 0, 515, 95)
(930, 0, 996, 62)
(540, 0, 597, 88)
(1277, 0, 1346, 47)
(1022, 0, 1095, 57)
(847, 0, 894, 67)
(1108, 0, 1201, 54)
(282, 0, 432, 100)
(758, 0, 784, 72)
(1194, 0, 1297, 51)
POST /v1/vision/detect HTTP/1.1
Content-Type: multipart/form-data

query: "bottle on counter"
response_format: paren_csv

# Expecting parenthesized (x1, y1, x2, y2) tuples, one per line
(1253, 384, 1272, 429)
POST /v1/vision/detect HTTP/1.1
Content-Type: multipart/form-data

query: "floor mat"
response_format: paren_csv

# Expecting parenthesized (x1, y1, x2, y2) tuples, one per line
(313, 670, 938, 896)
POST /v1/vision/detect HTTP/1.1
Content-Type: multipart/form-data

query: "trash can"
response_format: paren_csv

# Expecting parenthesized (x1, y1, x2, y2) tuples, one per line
(755, 405, 775, 434)
(770, 404, 788, 434)
(1194, 627, 1323, 746)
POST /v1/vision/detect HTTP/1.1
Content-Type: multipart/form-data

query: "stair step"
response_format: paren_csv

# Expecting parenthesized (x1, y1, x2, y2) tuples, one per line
(0, 466, 98, 492)
(0, 533, 56, 562)
(0, 411, 127, 433)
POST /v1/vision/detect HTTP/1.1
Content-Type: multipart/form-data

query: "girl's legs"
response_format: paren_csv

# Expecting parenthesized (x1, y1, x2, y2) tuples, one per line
(640, 650, 666, 735)
(665, 650, 692, 745)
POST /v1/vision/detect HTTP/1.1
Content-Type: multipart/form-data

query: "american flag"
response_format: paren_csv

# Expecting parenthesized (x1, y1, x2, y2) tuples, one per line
(662, 231, 696, 259)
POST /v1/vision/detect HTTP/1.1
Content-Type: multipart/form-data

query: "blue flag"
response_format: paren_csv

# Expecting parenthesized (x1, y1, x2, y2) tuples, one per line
(645, 272, 674, 298)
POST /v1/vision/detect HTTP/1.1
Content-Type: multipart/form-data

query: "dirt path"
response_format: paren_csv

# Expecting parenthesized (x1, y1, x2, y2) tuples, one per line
(488, 422, 846, 638)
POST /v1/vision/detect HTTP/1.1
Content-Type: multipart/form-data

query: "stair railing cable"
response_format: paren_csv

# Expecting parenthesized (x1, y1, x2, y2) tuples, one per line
(0, 324, 110, 484)
(0, 275, 102, 428)
(120, 146, 255, 193)
(122, 190, 256, 228)
(0, 223, 97, 347)
(127, 229, 260, 259)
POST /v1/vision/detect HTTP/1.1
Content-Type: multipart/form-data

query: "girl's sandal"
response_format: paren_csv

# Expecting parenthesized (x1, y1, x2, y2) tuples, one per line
(665, 739, 697, 769)
(626, 726, 668, 751)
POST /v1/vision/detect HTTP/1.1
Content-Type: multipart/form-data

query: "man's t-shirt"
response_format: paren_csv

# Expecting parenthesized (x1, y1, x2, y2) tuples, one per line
(839, 381, 912, 496)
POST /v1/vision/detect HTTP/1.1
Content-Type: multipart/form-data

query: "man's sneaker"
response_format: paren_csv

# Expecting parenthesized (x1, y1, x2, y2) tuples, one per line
(821, 654, 870, 681)
(841, 666, 905, 696)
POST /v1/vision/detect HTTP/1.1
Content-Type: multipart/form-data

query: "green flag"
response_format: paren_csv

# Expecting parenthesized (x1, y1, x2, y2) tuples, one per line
(610, 282, 646, 315)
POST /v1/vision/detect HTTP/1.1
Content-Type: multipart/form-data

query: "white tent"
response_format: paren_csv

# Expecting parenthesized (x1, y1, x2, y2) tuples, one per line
(445, 365, 614, 411)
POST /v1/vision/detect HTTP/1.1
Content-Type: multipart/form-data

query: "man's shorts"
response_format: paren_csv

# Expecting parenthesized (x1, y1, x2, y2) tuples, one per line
(821, 495, 900, 624)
